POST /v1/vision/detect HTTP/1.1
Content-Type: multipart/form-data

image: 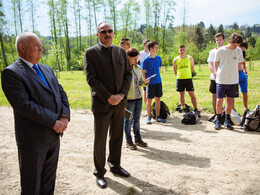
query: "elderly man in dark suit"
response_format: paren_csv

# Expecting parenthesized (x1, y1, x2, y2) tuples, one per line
(84, 22, 132, 189)
(1, 32, 70, 194)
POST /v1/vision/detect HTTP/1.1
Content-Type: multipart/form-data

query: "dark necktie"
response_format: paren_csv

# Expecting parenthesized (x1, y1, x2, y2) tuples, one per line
(32, 64, 50, 88)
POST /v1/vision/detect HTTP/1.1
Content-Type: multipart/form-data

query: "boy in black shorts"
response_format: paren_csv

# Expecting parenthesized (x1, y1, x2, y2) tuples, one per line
(173, 45, 198, 115)
(142, 41, 165, 124)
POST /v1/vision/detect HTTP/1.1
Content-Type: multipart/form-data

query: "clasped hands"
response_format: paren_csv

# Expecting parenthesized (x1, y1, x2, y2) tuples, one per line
(107, 94, 124, 106)
(53, 117, 69, 133)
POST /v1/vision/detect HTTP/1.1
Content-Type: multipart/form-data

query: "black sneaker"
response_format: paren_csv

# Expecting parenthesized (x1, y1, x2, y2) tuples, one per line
(194, 109, 201, 117)
(224, 120, 234, 130)
(214, 120, 221, 130)
(135, 139, 147, 147)
(126, 142, 137, 150)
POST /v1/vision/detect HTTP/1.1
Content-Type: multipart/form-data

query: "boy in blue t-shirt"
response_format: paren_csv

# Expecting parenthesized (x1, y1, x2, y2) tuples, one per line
(141, 41, 165, 124)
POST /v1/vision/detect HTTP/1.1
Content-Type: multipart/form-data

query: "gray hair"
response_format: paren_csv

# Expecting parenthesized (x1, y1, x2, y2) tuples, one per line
(15, 32, 38, 53)
(96, 22, 113, 33)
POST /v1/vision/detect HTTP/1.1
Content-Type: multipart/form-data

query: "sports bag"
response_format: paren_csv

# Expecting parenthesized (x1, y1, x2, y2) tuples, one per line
(243, 108, 260, 131)
(151, 101, 170, 119)
(181, 110, 199, 125)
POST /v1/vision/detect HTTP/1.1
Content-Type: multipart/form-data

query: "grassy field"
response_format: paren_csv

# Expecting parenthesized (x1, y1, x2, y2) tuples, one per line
(0, 61, 259, 114)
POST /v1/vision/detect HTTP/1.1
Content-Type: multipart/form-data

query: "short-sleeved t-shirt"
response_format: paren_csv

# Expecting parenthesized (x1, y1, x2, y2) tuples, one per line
(141, 55, 162, 85)
(207, 48, 217, 81)
(137, 50, 150, 65)
(215, 46, 244, 84)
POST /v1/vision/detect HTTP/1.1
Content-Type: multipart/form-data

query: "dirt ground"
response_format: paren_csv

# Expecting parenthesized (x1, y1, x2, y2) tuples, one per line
(0, 106, 260, 195)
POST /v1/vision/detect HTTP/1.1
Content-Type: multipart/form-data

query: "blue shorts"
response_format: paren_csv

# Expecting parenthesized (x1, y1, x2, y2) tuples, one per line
(147, 83, 163, 98)
(216, 84, 239, 98)
(239, 71, 248, 93)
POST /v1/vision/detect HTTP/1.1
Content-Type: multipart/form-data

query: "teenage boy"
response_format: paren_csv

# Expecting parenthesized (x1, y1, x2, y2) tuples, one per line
(138, 39, 150, 107)
(208, 32, 225, 116)
(120, 37, 131, 51)
(173, 45, 199, 115)
(214, 33, 244, 130)
(142, 41, 165, 124)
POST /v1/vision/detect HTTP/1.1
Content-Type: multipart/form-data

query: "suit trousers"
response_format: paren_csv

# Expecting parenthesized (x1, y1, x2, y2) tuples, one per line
(93, 99, 126, 177)
(18, 140, 60, 195)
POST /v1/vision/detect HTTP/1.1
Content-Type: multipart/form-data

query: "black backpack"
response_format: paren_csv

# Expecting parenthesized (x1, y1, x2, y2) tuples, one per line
(181, 110, 199, 125)
(242, 108, 260, 131)
(151, 101, 170, 119)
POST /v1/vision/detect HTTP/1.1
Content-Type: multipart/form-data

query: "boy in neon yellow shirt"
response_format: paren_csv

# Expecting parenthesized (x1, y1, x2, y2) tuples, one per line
(173, 45, 198, 115)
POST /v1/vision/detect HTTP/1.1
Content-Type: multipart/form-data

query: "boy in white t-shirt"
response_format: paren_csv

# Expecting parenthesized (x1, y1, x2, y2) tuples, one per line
(207, 32, 225, 116)
(214, 33, 244, 130)
(138, 39, 150, 107)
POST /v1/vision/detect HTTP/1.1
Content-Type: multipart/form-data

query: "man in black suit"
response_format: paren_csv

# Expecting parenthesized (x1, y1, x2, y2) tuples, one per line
(1, 32, 70, 194)
(84, 22, 132, 189)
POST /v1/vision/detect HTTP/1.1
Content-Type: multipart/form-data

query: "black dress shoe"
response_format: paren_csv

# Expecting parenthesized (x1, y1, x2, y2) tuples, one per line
(110, 167, 130, 177)
(96, 176, 107, 189)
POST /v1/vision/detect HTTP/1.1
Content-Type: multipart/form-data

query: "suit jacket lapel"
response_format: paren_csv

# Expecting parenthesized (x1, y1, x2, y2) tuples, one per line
(38, 64, 54, 92)
(17, 59, 52, 92)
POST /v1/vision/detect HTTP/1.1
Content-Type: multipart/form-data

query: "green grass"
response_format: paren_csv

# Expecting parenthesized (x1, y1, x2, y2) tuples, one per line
(1, 61, 259, 114)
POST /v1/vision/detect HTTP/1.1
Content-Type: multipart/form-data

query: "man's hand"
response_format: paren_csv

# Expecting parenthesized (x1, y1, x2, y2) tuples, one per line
(107, 94, 124, 105)
(53, 120, 68, 133)
(59, 116, 69, 125)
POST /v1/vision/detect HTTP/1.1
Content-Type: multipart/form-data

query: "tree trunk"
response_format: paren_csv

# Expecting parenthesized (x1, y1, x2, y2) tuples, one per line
(0, 34, 8, 68)
(18, 0, 23, 32)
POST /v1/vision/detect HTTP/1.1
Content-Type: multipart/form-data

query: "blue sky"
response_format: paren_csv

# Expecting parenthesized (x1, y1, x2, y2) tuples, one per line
(174, 0, 260, 27)
(3, 0, 260, 36)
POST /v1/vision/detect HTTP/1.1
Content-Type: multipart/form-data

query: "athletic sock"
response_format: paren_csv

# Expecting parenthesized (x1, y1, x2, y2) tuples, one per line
(225, 114, 231, 122)
(217, 114, 221, 122)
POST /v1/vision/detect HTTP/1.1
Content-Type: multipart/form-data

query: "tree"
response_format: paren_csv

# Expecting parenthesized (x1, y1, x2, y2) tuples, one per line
(195, 24, 204, 50)
(57, 0, 71, 70)
(11, 0, 19, 35)
(161, 0, 176, 52)
(27, 0, 37, 33)
(48, 0, 61, 71)
(120, 1, 132, 37)
(217, 24, 224, 33)
(0, 0, 8, 68)
(247, 36, 256, 47)
(245, 27, 252, 38)
(85, 0, 93, 46)
(181, 0, 187, 32)
(205, 24, 216, 45)
(232, 22, 239, 30)
(18, 0, 23, 32)
(107, 0, 119, 34)
(90, 0, 103, 44)
(143, 0, 152, 39)
(152, 0, 162, 41)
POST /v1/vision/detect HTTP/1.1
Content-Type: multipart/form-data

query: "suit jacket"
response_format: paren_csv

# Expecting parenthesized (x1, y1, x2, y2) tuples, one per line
(84, 44, 132, 113)
(1, 58, 70, 149)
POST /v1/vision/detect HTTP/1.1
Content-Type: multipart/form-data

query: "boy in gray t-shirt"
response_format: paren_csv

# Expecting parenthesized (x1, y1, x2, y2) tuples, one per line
(214, 33, 244, 130)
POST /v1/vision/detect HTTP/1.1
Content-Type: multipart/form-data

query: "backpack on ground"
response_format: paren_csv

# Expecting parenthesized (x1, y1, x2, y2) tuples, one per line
(151, 101, 170, 119)
(242, 108, 260, 131)
(181, 110, 199, 125)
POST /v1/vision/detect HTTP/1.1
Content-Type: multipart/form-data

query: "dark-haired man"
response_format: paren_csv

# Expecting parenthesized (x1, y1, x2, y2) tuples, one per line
(214, 33, 244, 130)
(84, 22, 132, 189)
(208, 32, 225, 116)
(142, 41, 165, 124)
(120, 37, 131, 51)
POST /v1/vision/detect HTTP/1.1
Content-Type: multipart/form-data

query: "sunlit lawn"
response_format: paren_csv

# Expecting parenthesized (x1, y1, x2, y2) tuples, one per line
(1, 61, 259, 115)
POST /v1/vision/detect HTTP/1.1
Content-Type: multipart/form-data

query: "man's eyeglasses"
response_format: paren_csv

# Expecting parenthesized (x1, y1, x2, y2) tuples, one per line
(99, 29, 113, 34)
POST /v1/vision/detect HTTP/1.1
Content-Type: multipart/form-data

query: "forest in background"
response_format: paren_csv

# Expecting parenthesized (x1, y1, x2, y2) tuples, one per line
(1, 0, 260, 72)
